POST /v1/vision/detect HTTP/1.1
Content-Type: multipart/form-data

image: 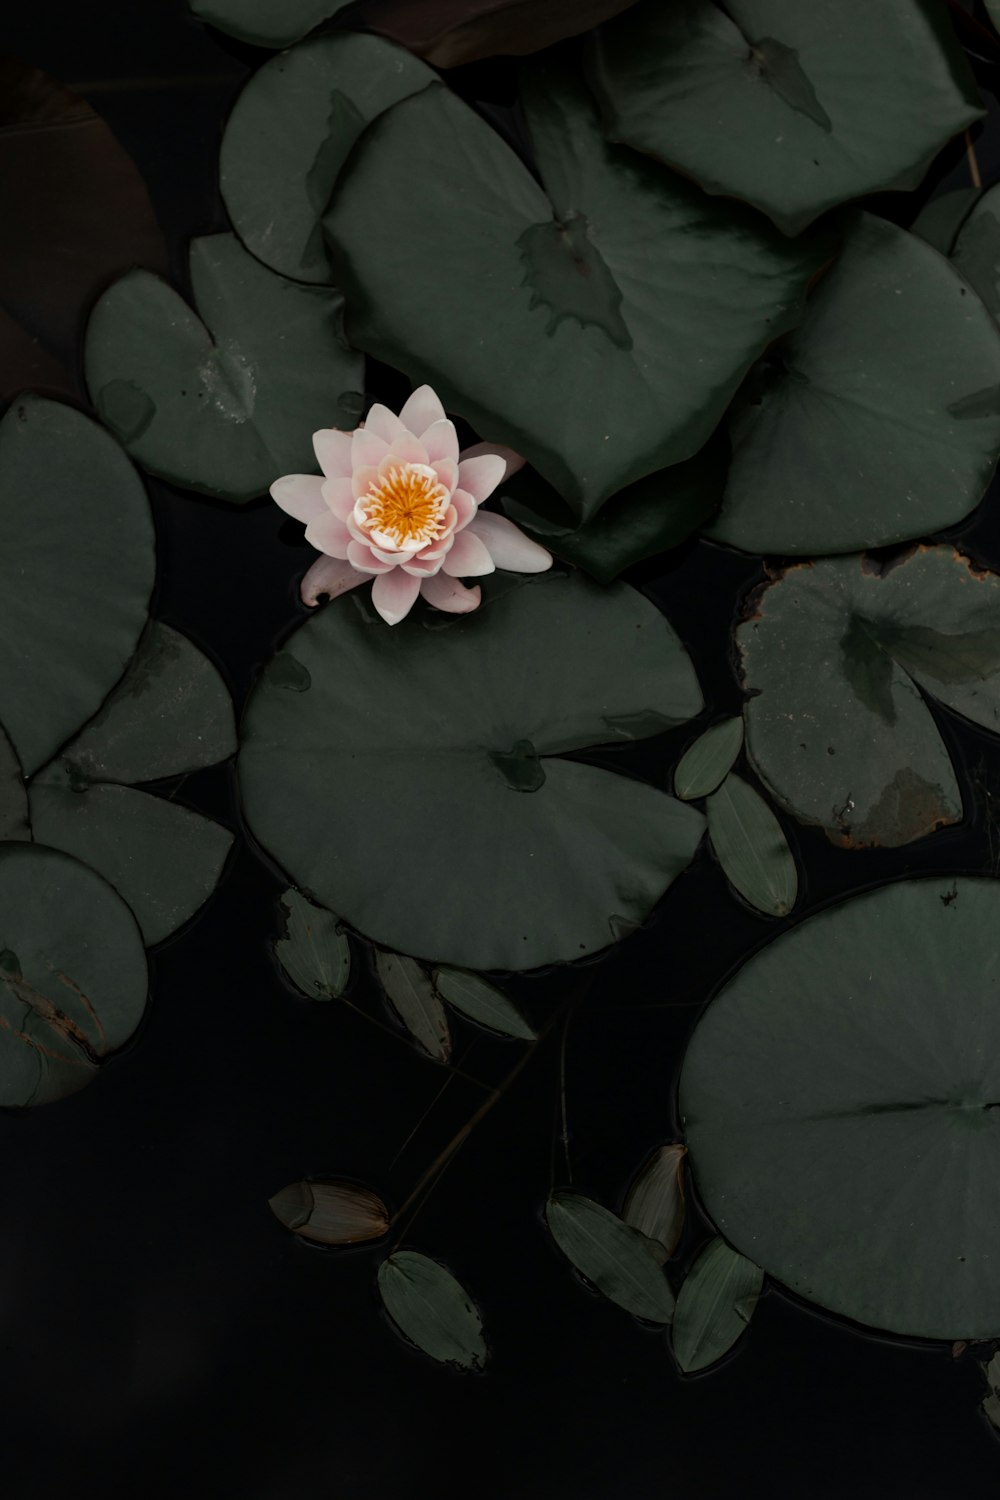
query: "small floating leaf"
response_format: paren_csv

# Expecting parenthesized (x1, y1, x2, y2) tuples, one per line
(623, 1145, 687, 1264)
(276, 890, 350, 1001)
(707, 773, 798, 917)
(378, 1251, 486, 1370)
(269, 1180, 388, 1244)
(545, 1191, 675, 1324)
(433, 968, 535, 1041)
(189, 0, 351, 48)
(671, 1238, 764, 1374)
(375, 951, 451, 1063)
(674, 719, 744, 801)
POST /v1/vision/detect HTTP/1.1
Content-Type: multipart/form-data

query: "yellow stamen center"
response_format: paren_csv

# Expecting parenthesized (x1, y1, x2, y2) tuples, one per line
(358, 463, 449, 550)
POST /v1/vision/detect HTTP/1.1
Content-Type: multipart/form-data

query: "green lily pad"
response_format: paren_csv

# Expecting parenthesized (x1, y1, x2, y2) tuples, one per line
(28, 623, 236, 944)
(671, 1238, 763, 1374)
(708, 214, 1000, 555)
(587, 0, 983, 236)
(546, 1191, 675, 1323)
(910, 187, 981, 255)
(622, 1144, 686, 1264)
(0, 724, 29, 842)
(361, 0, 639, 68)
(275, 889, 350, 1000)
(0, 843, 147, 1106)
(85, 232, 364, 502)
(432, 967, 535, 1041)
(375, 950, 451, 1062)
(0, 397, 154, 776)
(239, 574, 705, 969)
(681, 876, 1000, 1338)
(378, 1251, 487, 1369)
(221, 33, 435, 284)
(738, 546, 1000, 848)
(952, 183, 1000, 319)
(324, 62, 826, 519)
(674, 718, 744, 802)
(706, 772, 797, 917)
(189, 0, 351, 47)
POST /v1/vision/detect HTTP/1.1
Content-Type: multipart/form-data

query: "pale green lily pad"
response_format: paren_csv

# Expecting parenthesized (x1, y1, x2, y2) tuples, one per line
(238, 574, 705, 969)
(375, 950, 451, 1062)
(708, 215, 1000, 555)
(378, 1251, 486, 1370)
(706, 772, 797, 917)
(275, 889, 350, 1000)
(738, 546, 1000, 848)
(85, 233, 363, 502)
(221, 33, 435, 284)
(325, 61, 825, 519)
(189, 0, 350, 47)
(0, 844, 147, 1106)
(587, 0, 983, 235)
(546, 1191, 675, 1323)
(674, 718, 744, 801)
(432, 967, 535, 1041)
(0, 397, 154, 775)
(671, 1238, 764, 1374)
(681, 876, 1000, 1338)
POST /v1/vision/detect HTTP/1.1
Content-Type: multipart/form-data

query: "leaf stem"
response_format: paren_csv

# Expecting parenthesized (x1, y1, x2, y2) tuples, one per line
(966, 128, 983, 191)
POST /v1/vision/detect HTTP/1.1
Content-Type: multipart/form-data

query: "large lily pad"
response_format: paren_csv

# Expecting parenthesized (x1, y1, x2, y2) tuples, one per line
(239, 574, 705, 969)
(708, 214, 1000, 556)
(221, 34, 435, 285)
(681, 876, 1000, 1339)
(0, 397, 154, 776)
(28, 624, 236, 944)
(0, 725, 29, 842)
(189, 0, 352, 47)
(737, 546, 1000, 848)
(359, 0, 639, 67)
(324, 63, 826, 520)
(85, 233, 364, 503)
(0, 843, 147, 1106)
(587, 0, 983, 236)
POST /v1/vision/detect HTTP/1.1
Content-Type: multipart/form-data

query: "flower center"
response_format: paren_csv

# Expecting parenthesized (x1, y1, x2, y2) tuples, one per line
(358, 463, 449, 550)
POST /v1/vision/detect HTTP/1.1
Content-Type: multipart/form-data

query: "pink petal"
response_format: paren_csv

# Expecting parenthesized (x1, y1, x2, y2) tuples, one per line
(347, 540, 394, 574)
(421, 573, 482, 614)
(352, 464, 379, 500)
(422, 419, 460, 465)
(352, 428, 389, 470)
(456, 453, 506, 504)
(432, 456, 458, 491)
(270, 474, 327, 523)
(371, 568, 422, 625)
(321, 476, 356, 520)
(417, 533, 455, 561)
(467, 511, 553, 573)
(442, 529, 496, 578)
(363, 403, 406, 443)
(382, 432, 429, 469)
(300, 555, 366, 608)
(304, 512, 351, 558)
(459, 441, 525, 482)
(398, 384, 446, 436)
(450, 488, 477, 531)
(313, 429, 354, 479)
(371, 543, 419, 565)
(346, 514, 369, 544)
(402, 554, 443, 576)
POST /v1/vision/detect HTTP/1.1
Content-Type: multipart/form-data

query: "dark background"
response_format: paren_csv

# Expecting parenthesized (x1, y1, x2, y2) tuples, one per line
(4, 2, 1000, 1495)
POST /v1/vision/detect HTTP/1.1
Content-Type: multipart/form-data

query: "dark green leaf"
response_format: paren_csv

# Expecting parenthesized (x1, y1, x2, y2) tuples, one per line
(674, 718, 744, 801)
(709, 215, 1000, 555)
(681, 876, 1000, 1337)
(546, 1191, 675, 1323)
(910, 188, 981, 255)
(432, 967, 535, 1040)
(85, 233, 364, 502)
(220, 33, 435, 284)
(378, 1251, 486, 1369)
(706, 772, 797, 917)
(324, 63, 825, 519)
(189, 0, 351, 47)
(269, 1180, 388, 1243)
(275, 889, 350, 1000)
(0, 723, 29, 841)
(375, 951, 451, 1062)
(238, 574, 704, 969)
(671, 1238, 764, 1373)
(587, 0, 983, 235)
(622, 1144, 686, 1264)
(0, 844, 147, 1106)
(953, 185, 1000, 319)
(359, 0, 639, 67)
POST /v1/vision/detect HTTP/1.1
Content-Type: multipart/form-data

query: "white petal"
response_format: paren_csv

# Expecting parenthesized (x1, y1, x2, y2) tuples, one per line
(422, 419, 460, 465)
(371, 568, 422, 625)
(398, 384, 446, 436)
(456, 453, 506, 504)
(304, 512, 352, 558)
(363, 403, 406, 443)
(300, 555, 366, 608)
(442, 530, 496, 578)
(467, 511, 553, 573)
(420, 574, 482, 614)
(458, 441, 525, 482)
(270, 474, 326, 523)
(313, 429, 354, 479)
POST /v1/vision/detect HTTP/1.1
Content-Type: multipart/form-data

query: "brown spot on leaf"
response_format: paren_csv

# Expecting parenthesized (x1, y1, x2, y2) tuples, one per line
(827, 767, 959, 849)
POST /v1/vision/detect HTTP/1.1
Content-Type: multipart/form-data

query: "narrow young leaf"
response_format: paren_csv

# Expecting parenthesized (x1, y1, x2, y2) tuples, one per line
(375, 950, 452, 1062)
(546, 1191, 675, 1324)
(623, 1145, 686, 1264)
(378, 1251, 486, 1370)
(671, 1237, 764, 1373)
(432, 967, 535, 1040)
(275, 889, 350, 1000)
(707, 772, 798, 917)
(674, 718, 744, 800)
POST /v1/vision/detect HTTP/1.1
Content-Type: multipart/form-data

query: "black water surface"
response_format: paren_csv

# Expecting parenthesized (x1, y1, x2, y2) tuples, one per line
(5, 2, 1000, 1495)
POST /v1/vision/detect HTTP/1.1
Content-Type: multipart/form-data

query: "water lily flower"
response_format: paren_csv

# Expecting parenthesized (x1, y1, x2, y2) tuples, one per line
(270, 385, 552, 625)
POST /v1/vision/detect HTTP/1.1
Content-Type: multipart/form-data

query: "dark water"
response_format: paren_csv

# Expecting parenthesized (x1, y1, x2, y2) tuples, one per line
(5, 2, 1000, 1495)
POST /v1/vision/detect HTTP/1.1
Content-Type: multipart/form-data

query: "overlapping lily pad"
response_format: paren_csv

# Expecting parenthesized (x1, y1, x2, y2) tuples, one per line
(587, 0, 983, 235)
(85, 233, 363, 502)
(0, 724, 29, 842)
(239, 574, 705, 969)
(221, 34, 435, 284)
(360, 0, 638, 67)
(325, 62, 827, 518)
(681, 876, 1000, 1338)
(0, 397, 154, 775)
(738, 546, 1000, 847)
(708, 215, 1000, 555)
(0, 843, 147, 1106)
(29, 623, 235, 944)
(953, 183, 1000, 319)
(189, 0, 351, 47)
